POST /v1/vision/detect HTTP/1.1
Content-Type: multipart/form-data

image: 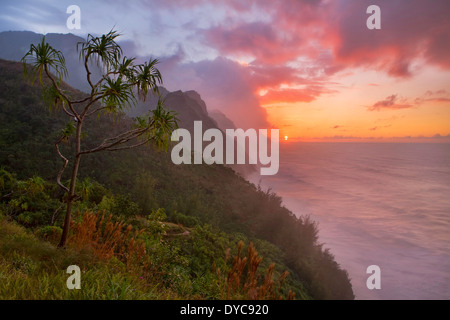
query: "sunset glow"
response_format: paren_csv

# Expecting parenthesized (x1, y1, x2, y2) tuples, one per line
(0, 0, 448, 142)
(0, 0, 449, 302)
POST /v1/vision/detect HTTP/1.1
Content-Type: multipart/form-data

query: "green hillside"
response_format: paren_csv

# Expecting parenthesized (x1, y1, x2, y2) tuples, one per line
(0, 58, 354, 300)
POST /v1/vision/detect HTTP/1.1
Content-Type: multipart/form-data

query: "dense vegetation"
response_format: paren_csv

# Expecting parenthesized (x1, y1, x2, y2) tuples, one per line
(0, 58, 354, 299)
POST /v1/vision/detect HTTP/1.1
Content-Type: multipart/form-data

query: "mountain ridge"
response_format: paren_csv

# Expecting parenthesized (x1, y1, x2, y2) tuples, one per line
(0, 31, 251, 175)
(0, 58, 355, 299)
(0, 30, 236, 132)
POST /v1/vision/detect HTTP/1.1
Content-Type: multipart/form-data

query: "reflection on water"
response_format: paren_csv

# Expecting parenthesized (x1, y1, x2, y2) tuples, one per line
(251, 142, 450, 299)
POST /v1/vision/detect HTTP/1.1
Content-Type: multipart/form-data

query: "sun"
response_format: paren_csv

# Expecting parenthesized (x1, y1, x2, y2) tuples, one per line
(284, 135, 288, 141)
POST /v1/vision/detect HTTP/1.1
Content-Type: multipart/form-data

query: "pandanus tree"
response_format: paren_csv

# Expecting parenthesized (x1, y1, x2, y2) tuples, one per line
(21, 30, 178, 247)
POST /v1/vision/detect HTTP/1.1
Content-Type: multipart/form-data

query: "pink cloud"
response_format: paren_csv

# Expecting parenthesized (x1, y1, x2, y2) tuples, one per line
(160, 56, 269, 129)
(200, 0, 450, 77)
(152, 0, 450, 127)
(204, 21, 309, 65)
(259, 88, 316, 104)
(414, 90, 450, 105)
(258, 84, 336, 104)
(368, 94, 413, 111)
(330, 0, 450, 76)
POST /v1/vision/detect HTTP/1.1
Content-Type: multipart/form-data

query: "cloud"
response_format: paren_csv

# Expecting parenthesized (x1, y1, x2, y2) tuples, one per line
(259, 87, 318, 104)
(320, 134, 450, 142)
(375, 116, 399, 123)
(428, 98, 450, 103)
(414, 90, 450, 105)
(2, 0, 448, 135)
(431, 133, 450, 139)
(329, 0, 450, 77)
(392, 134, 450, 142)
(323, 135, 376, 140)
(368, 94, 412, 111)
(204, 21, 302, 64)
(198, 0, 450, 79)
(2, 0, 450, 79)
(246, 64, 308, 89)
(160, 55, 269, 129)
(158, 45, 335, 127)
(331, 125, 347, 132)
(148, 0, 450, 127)
(0, 0, 68, 33)
(369, 125, 391, 131)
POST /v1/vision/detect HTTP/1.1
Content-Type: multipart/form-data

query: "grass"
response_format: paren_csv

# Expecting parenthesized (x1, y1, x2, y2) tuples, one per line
(0, 216, 180, 299)
(0, 212, 296, 300)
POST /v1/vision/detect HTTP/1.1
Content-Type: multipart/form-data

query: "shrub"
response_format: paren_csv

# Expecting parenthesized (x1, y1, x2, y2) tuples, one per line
(16, 211, 44, 227)
(170, 210, 200, 228)
(98, 194, 140, 218)
(215, 241, 295, 300)
(147, 208, 167, 236)
(69, 211, 146, 270)
(35, 226, 63, 244)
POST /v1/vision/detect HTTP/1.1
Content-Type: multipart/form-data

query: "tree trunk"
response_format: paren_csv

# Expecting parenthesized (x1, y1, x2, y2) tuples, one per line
(58, 121, 82, 248)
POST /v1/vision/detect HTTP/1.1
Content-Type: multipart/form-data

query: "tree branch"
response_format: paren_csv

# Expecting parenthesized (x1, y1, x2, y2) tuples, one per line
(82, 95, 105, 117)
(44, 65, 81, 122)
(71, 95, 94, 105)
(51, 202, 65, 225)
(104, 138, 151, 151)
(55, 136, 69, 194)
(79, 128, 148, 155)
(61, 100, 75, 118)
(93, 71, 119, 91)
(84, 54, 95, 90)
(0, 192, 13, 200)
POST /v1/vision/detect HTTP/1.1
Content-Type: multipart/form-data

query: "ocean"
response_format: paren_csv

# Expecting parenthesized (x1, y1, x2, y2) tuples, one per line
(250, 142, 450, 300)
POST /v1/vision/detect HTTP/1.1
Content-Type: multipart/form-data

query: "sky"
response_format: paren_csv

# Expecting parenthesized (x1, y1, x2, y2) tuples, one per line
(1, 0, 449, 142)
